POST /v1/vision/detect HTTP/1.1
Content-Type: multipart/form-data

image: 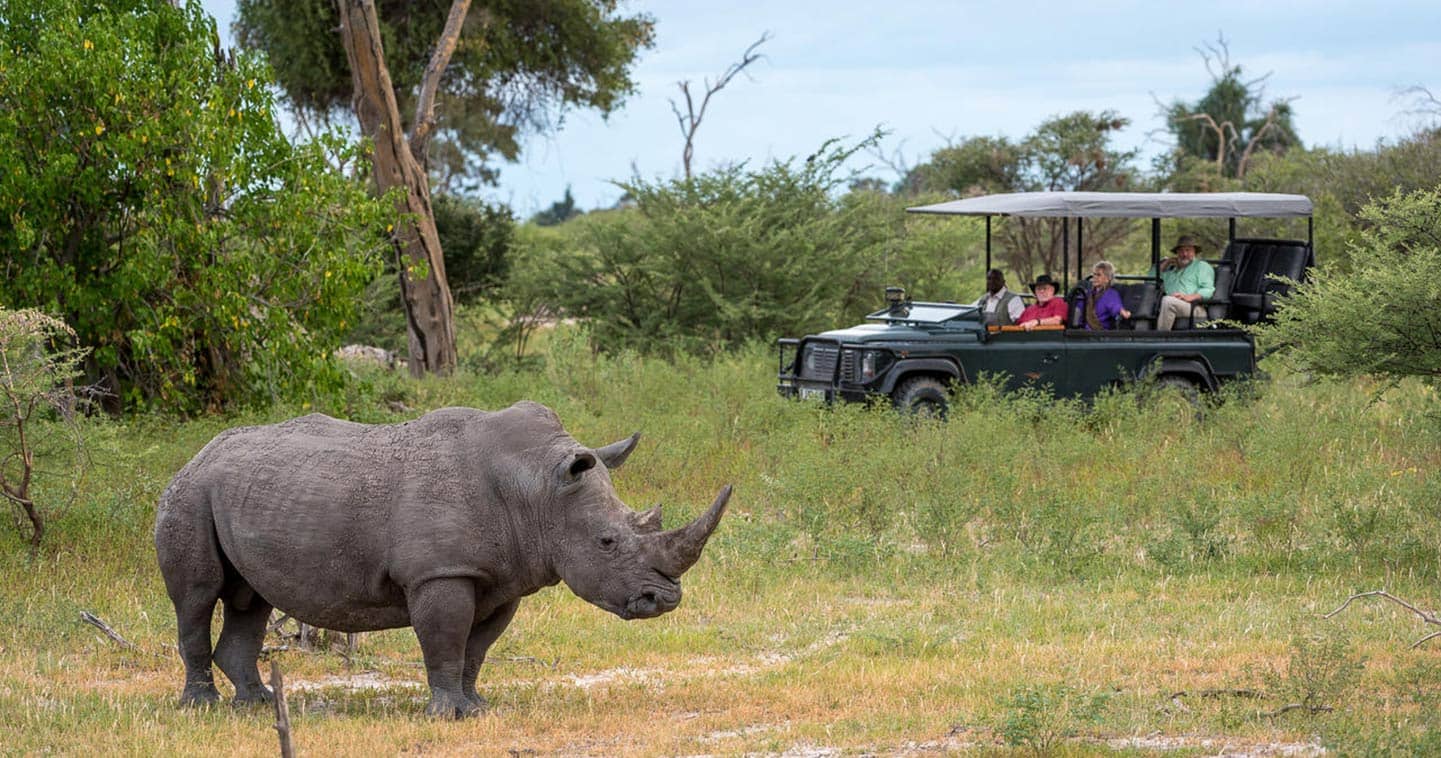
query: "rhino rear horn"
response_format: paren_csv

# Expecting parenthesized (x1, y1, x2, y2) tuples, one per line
(654, 485, 731, 577)
(633, 504, 663, 533)
(594, 432, 641, 470)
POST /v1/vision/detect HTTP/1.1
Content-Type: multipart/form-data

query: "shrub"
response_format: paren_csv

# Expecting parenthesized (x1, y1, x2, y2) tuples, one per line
(0, 0, 393, 413)
(511, 137, 979, 356)
(0, 309, 88, 553)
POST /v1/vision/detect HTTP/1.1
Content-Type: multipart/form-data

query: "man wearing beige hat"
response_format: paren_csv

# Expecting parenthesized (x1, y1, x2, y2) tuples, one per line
(1153, 235, 1215, 330)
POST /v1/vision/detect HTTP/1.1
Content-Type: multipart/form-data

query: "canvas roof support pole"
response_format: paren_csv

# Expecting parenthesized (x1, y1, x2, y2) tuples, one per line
(1062, 217, 1070, 292)
(1076, 217, 1084, 285)
(1308, 216, 1313, 249)
(1151, 218, 1161, 283)
(1229, 218, 1236, 244)
(985, 215, 992, 274)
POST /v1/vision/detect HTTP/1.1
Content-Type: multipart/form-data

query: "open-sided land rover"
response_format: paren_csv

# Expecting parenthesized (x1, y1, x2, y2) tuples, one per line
(776, 191, 1316, 415)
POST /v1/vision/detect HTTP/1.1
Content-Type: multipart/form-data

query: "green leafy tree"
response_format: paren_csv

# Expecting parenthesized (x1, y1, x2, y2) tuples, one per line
(0, 0, 393, 413)
(434, 194, 515, 302)
(1263, 188, 1441, 387)
(508, 136, 978, 356)
(235, 0, 654, 192)
(1162, 35, 1300, 183)
(529, 186, 583, 227)
(236, 0, 653, 377)
(904, 111, 1139, 280)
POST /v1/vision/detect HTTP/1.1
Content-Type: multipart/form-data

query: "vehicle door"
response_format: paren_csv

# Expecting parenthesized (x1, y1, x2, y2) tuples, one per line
(1063, 331, 1144, 396)
(977, 329, 1068, 392)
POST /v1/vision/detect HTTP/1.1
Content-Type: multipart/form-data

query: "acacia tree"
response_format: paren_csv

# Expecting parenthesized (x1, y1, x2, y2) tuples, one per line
(235, 0, 655, 375)
(1162, 35, 1300, 183)
(902, 111, 1139, 280)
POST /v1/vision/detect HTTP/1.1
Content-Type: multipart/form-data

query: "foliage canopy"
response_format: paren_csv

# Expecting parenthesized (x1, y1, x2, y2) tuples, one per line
(1263, 187, 1441, 386)
(505, 138, 979, 356)
(0, 0, 395, 413)
(234, 0, 655, 192)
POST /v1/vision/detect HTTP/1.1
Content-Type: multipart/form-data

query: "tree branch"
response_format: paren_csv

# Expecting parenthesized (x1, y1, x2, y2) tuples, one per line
(1323, 589, 1441, 649)
(410, 0, 478, 163)
(671, 31, 770, 179)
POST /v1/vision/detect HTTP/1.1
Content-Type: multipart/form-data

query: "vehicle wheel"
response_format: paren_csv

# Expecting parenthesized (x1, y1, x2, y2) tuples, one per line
(1156, 374, 1199, 400)
(893, 376, 949, 419)
(1152, 374, 1204, 420)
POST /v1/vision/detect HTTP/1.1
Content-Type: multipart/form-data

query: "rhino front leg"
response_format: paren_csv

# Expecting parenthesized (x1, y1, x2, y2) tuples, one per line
(408, 577, 482, 718)
(461, 599, 520, 710)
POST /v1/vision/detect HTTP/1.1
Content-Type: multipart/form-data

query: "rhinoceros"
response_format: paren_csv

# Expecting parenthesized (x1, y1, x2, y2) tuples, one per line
(154, 401, 730, 717)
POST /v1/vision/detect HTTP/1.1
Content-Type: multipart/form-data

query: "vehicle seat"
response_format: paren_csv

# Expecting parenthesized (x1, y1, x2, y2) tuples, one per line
(1173, 260, 1235, 329)
(1066, 284, 1088, 328)
(1224, 238, 1313, 323)
(1113, 281, 1160, 330)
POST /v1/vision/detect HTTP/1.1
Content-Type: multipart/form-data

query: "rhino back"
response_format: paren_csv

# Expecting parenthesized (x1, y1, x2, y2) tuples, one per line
(196, 409, 526, 630)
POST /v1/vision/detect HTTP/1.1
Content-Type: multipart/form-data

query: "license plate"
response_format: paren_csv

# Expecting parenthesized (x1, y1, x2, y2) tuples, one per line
(799, 387, 826, 401)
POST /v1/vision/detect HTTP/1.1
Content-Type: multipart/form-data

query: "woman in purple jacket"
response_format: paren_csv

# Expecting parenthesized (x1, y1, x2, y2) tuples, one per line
(1080, 261, 1131, 329)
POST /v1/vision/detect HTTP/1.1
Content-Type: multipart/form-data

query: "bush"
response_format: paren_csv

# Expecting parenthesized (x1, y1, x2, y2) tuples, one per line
(0, 0, 393, 413)
(0, 309, 88, 552)
(1261, 187, 1441, 388)
(505, 137, 980, 356)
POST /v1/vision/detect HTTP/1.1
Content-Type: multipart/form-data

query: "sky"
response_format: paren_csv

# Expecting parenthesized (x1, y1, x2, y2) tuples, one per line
(200, 1, 1441, 216)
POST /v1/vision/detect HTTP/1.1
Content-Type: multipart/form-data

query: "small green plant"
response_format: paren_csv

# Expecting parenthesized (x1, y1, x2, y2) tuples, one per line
(0, 309, 89, 553)
(1262, 627, 1364, 717)
(998, 682, 1108, 753)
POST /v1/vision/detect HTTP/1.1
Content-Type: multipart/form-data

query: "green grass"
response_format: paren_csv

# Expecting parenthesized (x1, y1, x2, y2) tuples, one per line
(2, 335, 1440, 754)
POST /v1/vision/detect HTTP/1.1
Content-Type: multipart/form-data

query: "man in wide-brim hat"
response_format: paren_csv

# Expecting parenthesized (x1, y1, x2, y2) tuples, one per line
(1016, 273, 1068, 331)
(1152, 235, 1215, 330)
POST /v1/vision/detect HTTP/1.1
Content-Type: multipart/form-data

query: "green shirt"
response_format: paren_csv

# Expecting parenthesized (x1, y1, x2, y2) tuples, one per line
(1150, 259, 1215, 299)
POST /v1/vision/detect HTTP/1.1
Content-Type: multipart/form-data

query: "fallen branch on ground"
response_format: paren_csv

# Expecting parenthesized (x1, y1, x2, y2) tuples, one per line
(1323, 590, 1441, 649)
(79, 611, 134, 649)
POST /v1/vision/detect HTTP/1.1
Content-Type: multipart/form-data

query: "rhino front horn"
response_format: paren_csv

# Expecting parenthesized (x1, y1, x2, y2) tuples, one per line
(654, 485, 732, 577)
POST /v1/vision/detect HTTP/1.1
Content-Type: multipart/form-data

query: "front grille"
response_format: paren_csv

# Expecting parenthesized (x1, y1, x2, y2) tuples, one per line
(800, 344, 839, 380)
(839, 350, 857, 382)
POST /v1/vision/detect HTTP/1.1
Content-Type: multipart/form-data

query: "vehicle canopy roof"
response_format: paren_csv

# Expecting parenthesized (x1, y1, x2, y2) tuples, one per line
(907, 191, 1313, 219)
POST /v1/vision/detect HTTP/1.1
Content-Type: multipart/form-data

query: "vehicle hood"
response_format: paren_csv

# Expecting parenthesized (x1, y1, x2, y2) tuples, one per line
(814, 321, 980, 345)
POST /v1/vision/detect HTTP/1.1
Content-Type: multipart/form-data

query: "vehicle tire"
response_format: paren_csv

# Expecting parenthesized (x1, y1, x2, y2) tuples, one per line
(1156, 374, 1199, 400)
(893, 376, 949, 419)
(1152, 374, 1204, 420)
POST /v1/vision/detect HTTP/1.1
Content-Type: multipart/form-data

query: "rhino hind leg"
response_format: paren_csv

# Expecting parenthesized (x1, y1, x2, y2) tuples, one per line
(156, 491, 225, 707)
(214, 582, 275, 705)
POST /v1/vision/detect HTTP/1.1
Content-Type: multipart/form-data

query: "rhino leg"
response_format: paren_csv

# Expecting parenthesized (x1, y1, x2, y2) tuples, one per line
(460, 599, 520, 709)
(155, 492, 224, 707)
(214, 582, 274, 705)
(408, 577, 483, 719)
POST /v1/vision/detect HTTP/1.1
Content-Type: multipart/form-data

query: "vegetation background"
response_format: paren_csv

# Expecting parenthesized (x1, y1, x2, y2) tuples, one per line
(2, 0, 1441, 754)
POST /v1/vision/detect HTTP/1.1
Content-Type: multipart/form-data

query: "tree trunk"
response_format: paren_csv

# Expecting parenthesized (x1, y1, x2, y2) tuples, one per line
(336, 0, 458, 377)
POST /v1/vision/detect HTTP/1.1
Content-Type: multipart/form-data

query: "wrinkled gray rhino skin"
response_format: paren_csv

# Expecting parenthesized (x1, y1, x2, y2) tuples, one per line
(154, 401, 730, 717)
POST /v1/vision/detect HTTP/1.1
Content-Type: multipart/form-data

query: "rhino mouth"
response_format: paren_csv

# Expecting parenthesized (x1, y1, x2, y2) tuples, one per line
(620, 574, 682, 619)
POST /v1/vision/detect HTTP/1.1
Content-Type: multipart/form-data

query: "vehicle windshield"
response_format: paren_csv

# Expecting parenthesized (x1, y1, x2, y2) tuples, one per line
(866, 302, 975, 323)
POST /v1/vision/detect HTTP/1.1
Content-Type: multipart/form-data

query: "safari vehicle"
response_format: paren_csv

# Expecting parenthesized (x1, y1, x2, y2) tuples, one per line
(776, 191, 1315, 415)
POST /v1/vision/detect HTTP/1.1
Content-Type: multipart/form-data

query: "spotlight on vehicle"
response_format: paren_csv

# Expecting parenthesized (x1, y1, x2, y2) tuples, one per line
(885, 286, 906, 310)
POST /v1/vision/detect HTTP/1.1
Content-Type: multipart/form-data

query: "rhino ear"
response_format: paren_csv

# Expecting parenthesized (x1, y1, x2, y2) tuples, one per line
(566, 451, 597, 481)
(594, 432, 641, 470)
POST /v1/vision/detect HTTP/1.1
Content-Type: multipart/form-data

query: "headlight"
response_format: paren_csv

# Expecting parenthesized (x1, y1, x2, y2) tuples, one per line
(861, 350, 879, 381)
(802, 345, 817, 375)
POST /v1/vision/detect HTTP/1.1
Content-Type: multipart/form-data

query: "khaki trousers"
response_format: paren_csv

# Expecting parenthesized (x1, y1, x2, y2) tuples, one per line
(1157, 295, 1205, 330)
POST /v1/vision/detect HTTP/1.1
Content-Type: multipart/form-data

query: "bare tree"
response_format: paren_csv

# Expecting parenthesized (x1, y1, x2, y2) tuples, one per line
(336, 0, 479, 377)
(671, 32, 770, 179)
